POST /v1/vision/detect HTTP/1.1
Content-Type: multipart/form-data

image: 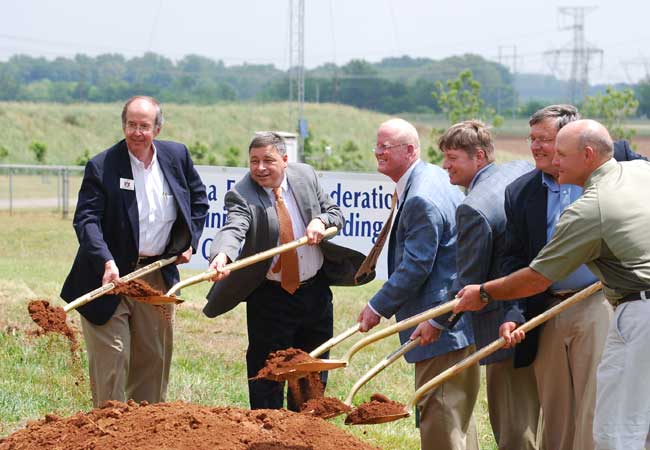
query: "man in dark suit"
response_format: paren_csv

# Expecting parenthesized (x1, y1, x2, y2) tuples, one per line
(358, 118, 477, 450)
(61, 96, 209, 407)
(438, 120, 540, 450)
(204, 132, 369, 410)
(499, 104, 647, 450)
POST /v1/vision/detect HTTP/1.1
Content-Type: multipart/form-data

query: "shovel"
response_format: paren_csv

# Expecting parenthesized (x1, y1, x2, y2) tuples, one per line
(266, 297, 460, 380)
(132, 227, 339, 304)
(63, 256, 179, 313)
(345, 281, 603, 425)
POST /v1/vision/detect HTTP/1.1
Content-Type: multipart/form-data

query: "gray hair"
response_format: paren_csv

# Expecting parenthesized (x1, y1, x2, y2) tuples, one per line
(529, 104, 580, 130)
(249, 132, 287, 155)
(379, 118, 421, 150)
(121, 96, 164, 129)
(438, 119, 495, 163)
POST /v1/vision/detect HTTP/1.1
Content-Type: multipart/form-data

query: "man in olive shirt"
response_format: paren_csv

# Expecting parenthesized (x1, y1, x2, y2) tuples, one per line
(453, 119, 650, 450)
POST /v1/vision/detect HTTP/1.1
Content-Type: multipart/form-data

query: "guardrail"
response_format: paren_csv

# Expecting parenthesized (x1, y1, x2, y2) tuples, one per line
(0, 164, 84, 218)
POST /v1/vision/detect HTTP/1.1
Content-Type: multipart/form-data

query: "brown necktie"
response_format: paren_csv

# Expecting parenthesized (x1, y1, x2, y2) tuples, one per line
(271, 187, 300, 294)
(354, 190, 397, 284)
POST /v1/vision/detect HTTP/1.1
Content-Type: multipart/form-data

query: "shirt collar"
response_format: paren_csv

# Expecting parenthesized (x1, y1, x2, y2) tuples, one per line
(127, 142, 158, 170)
(468, 162, 494, 192)
(263, 175, 289, 197)
(584, 157, 616, 190)
(395, 160, 419, 205)
(541, 171, 561, 193)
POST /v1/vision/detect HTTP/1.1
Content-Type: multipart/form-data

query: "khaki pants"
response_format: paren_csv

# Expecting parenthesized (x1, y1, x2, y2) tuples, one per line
(534, 290, 612, 450)
(81, 268, 175, 407)
(415, 345, 480, 450)
(487, 357, 543, 450)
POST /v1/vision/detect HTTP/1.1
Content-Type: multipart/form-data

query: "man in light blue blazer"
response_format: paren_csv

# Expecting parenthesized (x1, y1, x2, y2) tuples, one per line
(357, 118, 478, 450)
(439, 120, 541, 450)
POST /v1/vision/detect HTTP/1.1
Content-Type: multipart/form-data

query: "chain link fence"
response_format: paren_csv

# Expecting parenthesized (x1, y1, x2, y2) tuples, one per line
(0, 164, 85, 217)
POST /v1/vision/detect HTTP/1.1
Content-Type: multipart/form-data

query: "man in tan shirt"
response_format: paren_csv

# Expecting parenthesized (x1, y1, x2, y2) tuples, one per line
(453, 119, 650, 450)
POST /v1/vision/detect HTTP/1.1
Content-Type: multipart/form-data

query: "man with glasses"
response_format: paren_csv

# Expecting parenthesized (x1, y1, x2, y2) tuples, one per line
(61, 95, 209, 407)
(357, 118, 478, 450)
(492, 105, 645, 450)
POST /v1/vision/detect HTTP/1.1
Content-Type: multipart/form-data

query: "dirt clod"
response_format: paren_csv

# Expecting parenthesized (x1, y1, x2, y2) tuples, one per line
(0, 401, 381, 450)
(300, 397, 351, 419)
(111, 279, 164, 297)
(27, 300, 78, 353)
(253, 347, 321, 380)
(345, 393, 408, 425)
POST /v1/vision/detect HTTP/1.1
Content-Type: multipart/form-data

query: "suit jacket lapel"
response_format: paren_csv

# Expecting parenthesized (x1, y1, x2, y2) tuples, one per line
(286, 165, 311, 226)
(387, 160, 421, 274)
(250, 175, 279, 244)
(117, 141, 139, 251)
(156, 142, 186, 224)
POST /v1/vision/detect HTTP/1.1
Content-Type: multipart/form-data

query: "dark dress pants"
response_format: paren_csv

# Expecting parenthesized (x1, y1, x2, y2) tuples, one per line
(246, 272, 333, 411)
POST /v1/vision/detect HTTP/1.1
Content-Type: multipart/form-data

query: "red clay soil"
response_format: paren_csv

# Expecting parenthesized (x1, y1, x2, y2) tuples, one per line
(27, 300, 78, 353)
(0, 400, 382, 450)
(111, 279, 164, 297)
(345, 393, 408, 425)
(300, 397, 351, 419)
(253, 348, 321, 380)
(287, 372, 324, 408)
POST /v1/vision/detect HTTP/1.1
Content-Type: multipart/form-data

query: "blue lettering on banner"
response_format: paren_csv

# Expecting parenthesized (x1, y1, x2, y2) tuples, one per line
(329, 183, 393, 209)
(201, 237, 213, 261)
(341, 212, 384, 243)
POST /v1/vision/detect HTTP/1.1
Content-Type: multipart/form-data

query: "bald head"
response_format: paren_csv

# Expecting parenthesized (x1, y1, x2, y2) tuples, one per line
(378, 118, 421, 153)
(375, 118, 421, 182)
(557, 119, 613, 158)
(554, 119, 613, 186)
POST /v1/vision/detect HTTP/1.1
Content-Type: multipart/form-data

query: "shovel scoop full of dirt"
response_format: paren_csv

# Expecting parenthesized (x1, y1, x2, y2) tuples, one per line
(253, 347, 322, 380)
(27, 300, 78, 353)
(345, 393, 408, 425)
(111, 279, 164, 297)
(300, 396, 352, 419)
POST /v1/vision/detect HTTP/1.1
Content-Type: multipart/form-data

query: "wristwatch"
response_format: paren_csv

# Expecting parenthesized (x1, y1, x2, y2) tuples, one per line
(479, 284, 493, 304)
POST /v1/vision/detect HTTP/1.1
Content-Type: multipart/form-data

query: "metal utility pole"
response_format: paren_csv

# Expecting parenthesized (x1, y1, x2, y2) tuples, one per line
(544, 6, 603, 104)
(498, 45, 518, 117)
(288, 0, 305, 161)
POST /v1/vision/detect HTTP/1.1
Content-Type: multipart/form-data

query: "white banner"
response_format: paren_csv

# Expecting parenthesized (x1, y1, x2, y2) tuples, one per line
(189, 165, 394, 280)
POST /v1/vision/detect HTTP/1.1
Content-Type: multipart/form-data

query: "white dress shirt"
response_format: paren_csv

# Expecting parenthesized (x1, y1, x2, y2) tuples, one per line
(264, 176, 324, 282)
(128, 145, 177, 256)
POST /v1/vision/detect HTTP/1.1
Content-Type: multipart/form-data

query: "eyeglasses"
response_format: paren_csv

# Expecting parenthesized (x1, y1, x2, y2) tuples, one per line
(125, 122, 154, 134)
(372, 143, 408, 154)
(526, 136, 555, 146)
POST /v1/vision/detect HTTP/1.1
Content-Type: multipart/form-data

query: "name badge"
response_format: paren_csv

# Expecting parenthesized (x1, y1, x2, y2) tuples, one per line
(120, 178, 135, 191)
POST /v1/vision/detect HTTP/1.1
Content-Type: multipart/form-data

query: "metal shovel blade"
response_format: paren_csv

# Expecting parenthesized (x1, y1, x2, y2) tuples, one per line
(131, 294, 184, 305)
(264, 359, 348, 382)
(344, 409, 410, 425)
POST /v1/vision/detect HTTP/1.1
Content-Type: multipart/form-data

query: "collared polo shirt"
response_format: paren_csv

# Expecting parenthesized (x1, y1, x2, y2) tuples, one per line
(530, 158, 650, 304)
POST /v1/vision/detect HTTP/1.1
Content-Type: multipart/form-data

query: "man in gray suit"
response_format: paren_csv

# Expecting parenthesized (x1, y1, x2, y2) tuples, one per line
(439, 120, 541, 450)
(204, 132, 369, 410)
(358, 118, 478, 450)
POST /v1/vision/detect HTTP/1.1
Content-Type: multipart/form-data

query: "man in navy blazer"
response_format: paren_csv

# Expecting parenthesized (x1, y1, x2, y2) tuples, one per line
(357, 118, 478, 450)
(61, 96, 208, 406)
(439, 120, 541, 450)
(500, 104, 647, 450)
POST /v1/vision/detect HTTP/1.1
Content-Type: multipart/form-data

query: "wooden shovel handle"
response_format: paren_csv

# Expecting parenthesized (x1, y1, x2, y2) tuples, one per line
(344, 337, 421, 406)
(63, 256, 178, 313)
(411, 281, 602, 406)
(165, 227, 339, 296)
(340, 298, 459, 363)
(310, 324, 361, 358)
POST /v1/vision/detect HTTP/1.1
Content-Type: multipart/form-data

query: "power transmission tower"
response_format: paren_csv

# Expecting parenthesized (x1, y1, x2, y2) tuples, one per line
(544, 6, 603, 103)
(621, 57, 650, 83)
(288, 0, 305, 161)
(498, 45, 518, 118)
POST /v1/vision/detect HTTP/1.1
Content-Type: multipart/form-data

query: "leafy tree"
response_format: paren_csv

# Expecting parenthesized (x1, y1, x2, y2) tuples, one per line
(75, 149, 91, 166)
(582, 86, 638, 141)
(29, 140, 47, 163)
(188, 141, 209, 163)
(338, 141, 366, 172)
(635, 78, 650, 118)
(433, 69, 503, 127)
(224, 146, 242, 167)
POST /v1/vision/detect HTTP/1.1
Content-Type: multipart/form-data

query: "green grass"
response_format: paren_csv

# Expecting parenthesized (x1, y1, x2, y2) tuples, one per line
(0, 210, 497, 449)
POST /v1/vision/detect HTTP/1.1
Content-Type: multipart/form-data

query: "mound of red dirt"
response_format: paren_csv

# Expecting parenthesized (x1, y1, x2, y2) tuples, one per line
(27, 300, 78, 353)
(0, 400, 381, 450)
